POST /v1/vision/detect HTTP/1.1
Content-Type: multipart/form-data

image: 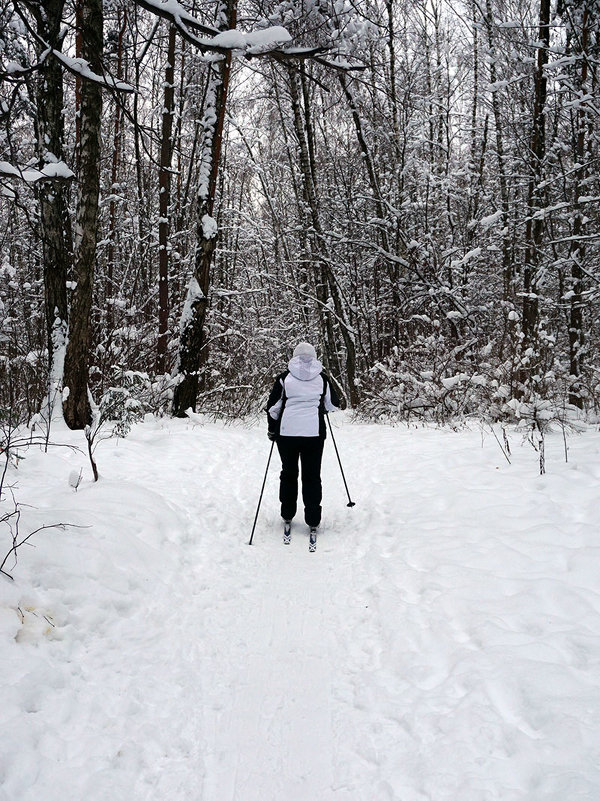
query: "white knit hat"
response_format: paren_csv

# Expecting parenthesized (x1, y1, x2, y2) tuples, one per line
(293, 341, 317, 359)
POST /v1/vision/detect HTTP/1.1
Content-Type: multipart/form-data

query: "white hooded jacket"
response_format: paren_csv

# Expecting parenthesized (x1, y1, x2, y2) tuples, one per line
(268, 355, 338, 437)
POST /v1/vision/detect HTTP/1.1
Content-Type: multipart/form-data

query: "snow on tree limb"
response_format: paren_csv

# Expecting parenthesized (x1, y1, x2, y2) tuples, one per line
(313, 55, 366, 72)
(51, 50, 135, 93)
(0, 57, 48, 80)
(134, 0, 359, 68)
(11, 1, 135, 92)
(0, 160, 75, 183)
(135, 0, 220, 37)
(0, 162, 21, 178)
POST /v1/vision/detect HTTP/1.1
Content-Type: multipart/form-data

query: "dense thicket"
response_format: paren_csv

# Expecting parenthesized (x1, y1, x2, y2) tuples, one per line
(1, 0, 599, 427)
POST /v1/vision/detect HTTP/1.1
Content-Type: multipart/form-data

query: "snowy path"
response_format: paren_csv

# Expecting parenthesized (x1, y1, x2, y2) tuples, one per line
(197, 546, 338, 801)
(1, 416, 600, 800)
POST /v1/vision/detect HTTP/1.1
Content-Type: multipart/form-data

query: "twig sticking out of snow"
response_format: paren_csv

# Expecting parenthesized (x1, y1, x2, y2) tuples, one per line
(486, 424, 512, 465)
(0, 506, 73, 581)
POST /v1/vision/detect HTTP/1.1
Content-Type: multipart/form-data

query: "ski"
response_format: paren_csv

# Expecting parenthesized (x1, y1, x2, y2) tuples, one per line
(283, 521, 291, 545)
(309, 527, 317, 552)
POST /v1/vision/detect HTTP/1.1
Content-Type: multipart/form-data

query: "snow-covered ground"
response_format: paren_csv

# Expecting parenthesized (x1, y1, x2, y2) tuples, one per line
(1, 415, 599, 801)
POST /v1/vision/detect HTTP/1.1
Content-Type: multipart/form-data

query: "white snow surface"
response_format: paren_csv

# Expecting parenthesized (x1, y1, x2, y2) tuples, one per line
(1, 416, 600, 800)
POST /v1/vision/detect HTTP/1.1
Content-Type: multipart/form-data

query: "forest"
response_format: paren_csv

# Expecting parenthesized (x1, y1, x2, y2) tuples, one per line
(2, 4, 600, 793)
(1, 0, 599, 429)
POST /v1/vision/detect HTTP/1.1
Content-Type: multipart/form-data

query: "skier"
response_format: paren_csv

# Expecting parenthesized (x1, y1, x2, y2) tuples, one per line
(266, 342, 339, 549)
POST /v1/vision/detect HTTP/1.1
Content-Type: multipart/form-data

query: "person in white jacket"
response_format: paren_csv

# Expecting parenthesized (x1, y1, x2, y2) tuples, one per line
(266, 342, 339, 531)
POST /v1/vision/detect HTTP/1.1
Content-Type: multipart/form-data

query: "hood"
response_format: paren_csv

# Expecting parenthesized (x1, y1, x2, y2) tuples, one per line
(288, 355, 323, 381)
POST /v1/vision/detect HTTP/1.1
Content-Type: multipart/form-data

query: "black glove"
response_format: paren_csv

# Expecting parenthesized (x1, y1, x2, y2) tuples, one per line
(267, 431, 277, 442)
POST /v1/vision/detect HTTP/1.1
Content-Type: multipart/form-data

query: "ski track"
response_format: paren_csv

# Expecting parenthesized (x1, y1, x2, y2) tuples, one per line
(1, 417, 600, 800)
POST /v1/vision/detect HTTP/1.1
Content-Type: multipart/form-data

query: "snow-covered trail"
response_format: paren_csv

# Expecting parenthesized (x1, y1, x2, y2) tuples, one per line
(116, 422, 360, 801)
(1, 416, 600, 800)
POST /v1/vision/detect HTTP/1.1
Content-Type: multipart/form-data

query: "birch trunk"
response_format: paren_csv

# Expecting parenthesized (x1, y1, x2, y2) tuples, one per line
(63, 0, 103, 429)
(288, 66, 358, 406)
(522, 0, 551, 357)
(29, 0, 72, 408)
(484, 0, 514, 302)
(106, 6, 128, 332)
(157, 24, 177, 374)
(172, 0, 235, 416)
(567, 5, 589, 407)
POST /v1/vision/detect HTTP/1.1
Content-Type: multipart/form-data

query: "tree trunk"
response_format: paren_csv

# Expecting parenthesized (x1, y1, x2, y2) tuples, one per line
(567, 5, 589, 407)
(288, 66, 359, 406)
(157, 23, 177, 374)
(522, 0, 551, 359)
(75, 0, 83, 170)
(172, 0, 236, 416)
(63, 0, 103, 429)
(339, 72, 400, 353)
(106, 6, 128, 331)
(484, 0, 514, 303)
(386, 0, 402, 164)
(288, 67, 337, 374)
(30, 0, 72, 404)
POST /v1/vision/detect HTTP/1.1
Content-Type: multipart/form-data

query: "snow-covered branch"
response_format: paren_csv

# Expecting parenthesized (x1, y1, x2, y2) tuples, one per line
(134, 0, 358, 67)
(0, 160, 75, 183)
(52, 50, 135, 93)
(11, 2, 135, 93)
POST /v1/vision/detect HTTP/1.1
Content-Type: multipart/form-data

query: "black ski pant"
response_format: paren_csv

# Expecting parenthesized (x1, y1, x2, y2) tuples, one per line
(276, 436, 325, 527)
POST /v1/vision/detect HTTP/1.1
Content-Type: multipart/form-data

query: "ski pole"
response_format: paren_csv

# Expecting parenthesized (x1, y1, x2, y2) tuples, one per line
(326, 415, 356, 508)
(249, 439, 275, 545)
